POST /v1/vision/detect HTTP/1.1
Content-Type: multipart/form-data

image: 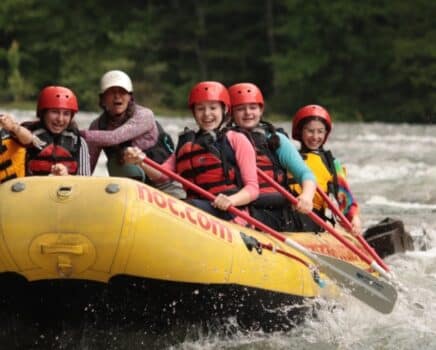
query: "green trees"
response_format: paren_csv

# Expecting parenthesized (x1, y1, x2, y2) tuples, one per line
(0, 0, 434, 123)
(6, 40, 32, 101)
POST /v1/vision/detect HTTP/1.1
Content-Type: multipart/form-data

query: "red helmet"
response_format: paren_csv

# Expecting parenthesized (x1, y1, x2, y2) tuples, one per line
(188, 81, 230, 112)
(228, 83, 264, 107)
(37, 86, 79, 115)
(292, 104, 332, 142)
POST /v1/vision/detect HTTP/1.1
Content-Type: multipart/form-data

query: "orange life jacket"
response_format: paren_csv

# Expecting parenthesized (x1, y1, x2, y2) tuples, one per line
(0, 130, 26, 183)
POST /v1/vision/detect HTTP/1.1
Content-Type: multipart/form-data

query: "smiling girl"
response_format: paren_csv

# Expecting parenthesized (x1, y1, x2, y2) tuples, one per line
(227, 83, 316, 231)
(124, 81, 259, 221)
(291, 104, 362, 235)
(20, 86, 91, 176)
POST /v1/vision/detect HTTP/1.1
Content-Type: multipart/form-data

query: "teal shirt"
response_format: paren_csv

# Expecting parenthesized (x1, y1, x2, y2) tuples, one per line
(275, 132, 315, 184)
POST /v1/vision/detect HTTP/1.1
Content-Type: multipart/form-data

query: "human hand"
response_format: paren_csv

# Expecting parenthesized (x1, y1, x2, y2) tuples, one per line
(31, 135, 47, 150)
(123, 146, 146, 165)
(0, 113, 19, 132)
(51, 163, 69, 176)
(295, 192, 313, 214)
(351, 215, 362, 236)
(212, 193, 233, 211)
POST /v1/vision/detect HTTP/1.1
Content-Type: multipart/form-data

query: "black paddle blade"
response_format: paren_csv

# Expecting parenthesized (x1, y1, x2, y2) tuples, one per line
(314, 253, 398, 314)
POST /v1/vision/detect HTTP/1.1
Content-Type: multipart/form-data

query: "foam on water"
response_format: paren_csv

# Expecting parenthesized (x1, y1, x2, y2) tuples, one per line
(366, 196, 436, 210)
(170, 245, 436, 350)
(346, 163, 421, 183)
(344, 132, 436, 145)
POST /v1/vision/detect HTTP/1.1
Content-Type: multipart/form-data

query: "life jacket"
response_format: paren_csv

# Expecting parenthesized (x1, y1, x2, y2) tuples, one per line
(230, 123, 292, 231)
(175, 129, 242, 197)
(289, 149, 336, 211)
(0, 129, 26, 183)
(232, 123, 286, 194)
(98, 115, 174, 165)
(24, 122, 81, 176)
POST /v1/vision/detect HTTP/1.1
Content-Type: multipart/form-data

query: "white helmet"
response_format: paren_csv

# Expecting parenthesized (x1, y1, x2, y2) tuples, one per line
(100, 70, 133, 93)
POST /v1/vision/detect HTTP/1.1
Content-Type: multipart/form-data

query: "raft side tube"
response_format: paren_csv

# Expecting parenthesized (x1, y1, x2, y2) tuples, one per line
(0, 177, 349, 300)
(0, 177, 130, 282)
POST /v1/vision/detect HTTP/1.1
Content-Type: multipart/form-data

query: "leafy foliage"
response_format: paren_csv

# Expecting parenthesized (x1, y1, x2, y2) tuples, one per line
(0, 0, 434, 123)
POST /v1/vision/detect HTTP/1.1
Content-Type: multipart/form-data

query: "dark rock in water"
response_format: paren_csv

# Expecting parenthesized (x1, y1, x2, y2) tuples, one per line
(363, 217, 415, 258)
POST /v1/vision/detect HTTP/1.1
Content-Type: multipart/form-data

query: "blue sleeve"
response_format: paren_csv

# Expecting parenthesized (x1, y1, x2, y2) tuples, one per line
(275, 132, 315, 184)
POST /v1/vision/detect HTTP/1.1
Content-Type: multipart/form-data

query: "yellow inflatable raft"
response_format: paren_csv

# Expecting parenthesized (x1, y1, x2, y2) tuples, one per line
(0, 176, 392, 332)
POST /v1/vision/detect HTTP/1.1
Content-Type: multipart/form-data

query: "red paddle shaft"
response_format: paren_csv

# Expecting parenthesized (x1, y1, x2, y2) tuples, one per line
(256, 168, 390, 277)
(315, 186, 389, 272)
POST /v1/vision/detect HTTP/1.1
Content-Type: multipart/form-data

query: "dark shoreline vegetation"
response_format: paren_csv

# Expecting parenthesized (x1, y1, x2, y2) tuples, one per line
(1, 1, 435, 123)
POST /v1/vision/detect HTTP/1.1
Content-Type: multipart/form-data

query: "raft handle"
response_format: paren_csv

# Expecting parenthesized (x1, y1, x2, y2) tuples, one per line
(240, 232, 263, 255)
(41, 243, 84, 255)
(57, 186, 73, 199)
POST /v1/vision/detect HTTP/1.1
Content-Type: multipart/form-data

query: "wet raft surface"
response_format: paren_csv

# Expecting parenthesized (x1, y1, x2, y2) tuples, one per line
(0, 274, 313, 349)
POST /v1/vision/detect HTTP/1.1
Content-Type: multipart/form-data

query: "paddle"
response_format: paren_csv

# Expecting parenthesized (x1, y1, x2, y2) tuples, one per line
(140, 156, 397, 314)
(315, 185, 390, 272)
(256, 168, 393, 281)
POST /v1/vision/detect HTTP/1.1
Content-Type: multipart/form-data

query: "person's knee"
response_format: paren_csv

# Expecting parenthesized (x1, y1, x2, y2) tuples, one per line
(107, 156, 146, 181)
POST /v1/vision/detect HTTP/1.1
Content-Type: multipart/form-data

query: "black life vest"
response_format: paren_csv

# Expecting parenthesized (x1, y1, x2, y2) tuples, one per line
(229, 123, 294, 231)
(175, 129, 242, 197)
(24, 122, 81, 176)
(232, 123, 286, 193)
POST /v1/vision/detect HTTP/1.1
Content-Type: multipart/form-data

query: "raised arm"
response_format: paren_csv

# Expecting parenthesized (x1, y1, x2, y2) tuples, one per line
(225, 130, 259, 206)
(334, 158, 361, 234)
(0, 113, 34, 145)
(82, 106, 158, 149)
(275, 132, 316, 213)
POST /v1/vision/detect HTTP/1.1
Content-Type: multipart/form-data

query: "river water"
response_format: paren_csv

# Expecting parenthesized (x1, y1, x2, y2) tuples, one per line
(3, 110, 436, 349)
